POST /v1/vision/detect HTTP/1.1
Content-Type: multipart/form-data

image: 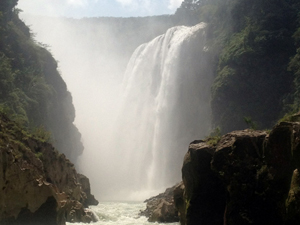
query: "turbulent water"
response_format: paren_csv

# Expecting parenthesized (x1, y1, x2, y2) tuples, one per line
(22, 16, 213, 200)
(66, 202, 179, 225)
(109, 22, 212, 196)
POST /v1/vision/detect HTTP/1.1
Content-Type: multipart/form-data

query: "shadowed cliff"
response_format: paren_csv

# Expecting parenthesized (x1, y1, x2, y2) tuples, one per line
(0, 0, 83, 162)
(173, 121, 300, 225)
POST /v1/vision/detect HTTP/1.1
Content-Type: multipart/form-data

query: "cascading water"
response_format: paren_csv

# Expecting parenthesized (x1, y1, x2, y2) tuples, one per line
(107, 22, 214, 199)
(22, 15, 214, 200)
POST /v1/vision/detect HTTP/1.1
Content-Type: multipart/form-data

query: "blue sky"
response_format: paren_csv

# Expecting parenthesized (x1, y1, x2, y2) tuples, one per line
(17, 0, 184, 18)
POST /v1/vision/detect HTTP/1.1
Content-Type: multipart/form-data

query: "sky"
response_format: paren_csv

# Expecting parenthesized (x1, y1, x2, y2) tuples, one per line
(17, 0, 184, 18)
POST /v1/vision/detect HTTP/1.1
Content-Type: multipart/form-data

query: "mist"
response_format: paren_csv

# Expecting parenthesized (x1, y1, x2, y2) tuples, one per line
(20, 13, 213, 201)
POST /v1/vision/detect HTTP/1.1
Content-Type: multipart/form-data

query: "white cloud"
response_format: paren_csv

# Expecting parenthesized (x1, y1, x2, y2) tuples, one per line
(67, 0, 88, 6)
(116, 0, 134, 6)
(168, 0, 183, 10)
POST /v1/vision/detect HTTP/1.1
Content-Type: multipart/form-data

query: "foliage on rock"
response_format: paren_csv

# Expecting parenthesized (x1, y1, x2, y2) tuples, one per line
(0, 113, 98, 225)
(204, 127, 221, 146)
(0, 0, 83, 161)
(178, 0, 300, 133)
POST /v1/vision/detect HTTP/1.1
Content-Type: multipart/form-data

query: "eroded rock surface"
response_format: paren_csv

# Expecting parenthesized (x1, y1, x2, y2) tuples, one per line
(0, 114, 98, 225)
(176, 122, 300, 225)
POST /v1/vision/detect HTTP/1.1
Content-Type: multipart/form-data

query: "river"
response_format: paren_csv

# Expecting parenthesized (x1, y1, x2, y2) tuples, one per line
(67, 202, 179, 225)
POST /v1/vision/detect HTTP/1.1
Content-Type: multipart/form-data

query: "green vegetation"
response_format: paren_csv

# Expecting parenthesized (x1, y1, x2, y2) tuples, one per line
(178, 0, 300, 133)
(204, 127, 221, 146)
(277, 111, 300, 123)
(0, 0, 83, 161)
(31, 125, 52, 142)
(244, 117, 257, 130)
(35, 152, 43, 159)
(2, 0, 300, 160)
(0, 113, 33, 161)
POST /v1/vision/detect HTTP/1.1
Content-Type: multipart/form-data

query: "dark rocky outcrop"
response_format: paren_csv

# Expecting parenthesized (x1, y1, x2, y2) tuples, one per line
(173, 182, 185, 225)
(182, 140, 226, 225)
(78, 174, 99, 207)
(0, 113, 98, 225)
(176, 122, 300, 225)
(211, 129, 270, 225)
(140, 184, 180, 223)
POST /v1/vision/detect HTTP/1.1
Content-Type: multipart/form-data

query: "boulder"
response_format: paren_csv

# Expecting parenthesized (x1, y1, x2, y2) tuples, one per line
(0, 113, 98, 224)
(177, 123, 300, 225)
(148, 199, 178, 223)
(140, 184, 179, 223)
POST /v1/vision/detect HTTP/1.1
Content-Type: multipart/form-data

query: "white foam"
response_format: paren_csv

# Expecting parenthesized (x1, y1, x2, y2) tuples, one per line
(66, 202, 179, 225)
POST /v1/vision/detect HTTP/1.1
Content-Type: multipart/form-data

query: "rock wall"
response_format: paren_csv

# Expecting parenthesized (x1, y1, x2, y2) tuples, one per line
(0, 3, 84, 163)
(175, 122, 300, 225)
(0, 113, 98, 225)
(182, 140, 226, 225)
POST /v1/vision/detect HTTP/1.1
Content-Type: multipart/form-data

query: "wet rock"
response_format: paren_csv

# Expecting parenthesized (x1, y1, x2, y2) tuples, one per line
(148, 199, 178, 223)
(78, 174, 99, 207)
(140, 184, 179, 223)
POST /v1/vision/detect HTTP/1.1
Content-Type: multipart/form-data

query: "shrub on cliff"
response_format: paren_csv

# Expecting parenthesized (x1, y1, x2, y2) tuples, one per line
(204, 126, 221, 146)
(0, 0, 83, 161)
(210, 0, 298, 133)
(178, 0, 300, 133)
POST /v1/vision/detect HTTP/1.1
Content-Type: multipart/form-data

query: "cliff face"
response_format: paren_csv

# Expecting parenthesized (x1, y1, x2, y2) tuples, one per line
(210, 0, 300, 133)
(0, 3, 98, 223)
(0, 0, 83, 162)
(0, 113, 98, 225)
(176, 0, 300, 133)
(176, 122, 300, 225)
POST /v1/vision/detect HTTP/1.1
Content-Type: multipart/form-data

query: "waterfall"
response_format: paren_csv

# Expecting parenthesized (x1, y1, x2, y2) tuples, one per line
(21, 16, 214, 201)
(109, 22, 213, 198)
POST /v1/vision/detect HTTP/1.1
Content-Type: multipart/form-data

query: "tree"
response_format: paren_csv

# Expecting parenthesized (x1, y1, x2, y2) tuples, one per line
(0, 0, 18, 20)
